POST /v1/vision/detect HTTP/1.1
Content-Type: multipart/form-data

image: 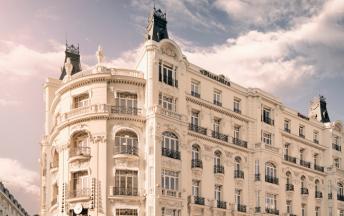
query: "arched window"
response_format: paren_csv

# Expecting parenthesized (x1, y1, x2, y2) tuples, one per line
(286, 171, 291, 184)
(214, 151, 222, 166)
(70, 132, 90, 157)
(192, 144, 200, 160)
(315, 179, 320, 192)
(73, 93, 89, 109)
(338, 183, 344, 196)
(161, 132, 180, 159)
(265, 162, 276, 177)
(114, 130, 138, 155)
(235, 156, 241, 171)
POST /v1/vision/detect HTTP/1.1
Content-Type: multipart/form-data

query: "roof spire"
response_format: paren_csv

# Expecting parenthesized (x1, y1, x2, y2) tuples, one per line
(145, 6, 169, 42)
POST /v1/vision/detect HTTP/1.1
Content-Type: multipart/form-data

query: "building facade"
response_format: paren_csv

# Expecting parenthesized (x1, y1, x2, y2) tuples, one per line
(40, 8, 344, 216)
(0, 182, 29, 216)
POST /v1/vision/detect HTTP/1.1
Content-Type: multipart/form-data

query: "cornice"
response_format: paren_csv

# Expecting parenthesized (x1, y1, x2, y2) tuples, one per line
(281, 130, 328, 151)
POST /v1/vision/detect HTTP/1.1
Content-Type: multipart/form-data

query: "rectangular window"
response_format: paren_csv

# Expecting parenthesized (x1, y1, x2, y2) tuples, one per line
(159, 63, 177, 87)
(116, 209, 138, 216)
(255, 160, 259, 175)
(256, 191, 260, 207)
(335, 158, 341, 168)
(299, 125, 305, 137)
(161, 170, 179, 193)
(234, 98, 241, 113)
(262, 131, 272, 145)
(339, 210, 344, 216)
(286, 200, 292, 214)
(213, 118, 221, 133)
(262, 107, 273, 125)
(191, 81, 200, 97)
(302, 204, 306, 216)
(74, 93, 89, 108)
(213, 90, 222, 106)
(215, 185, 222, 201)
(284, 119, 290, 132)
(192, 180, 200, 197)
(191, 111, 199, 126)
(265, 193, 277, 209)
(72, 171, 89, 197)
(159, 92, 176, 111)
(114, 170, 138, 196)
(315, 207, 320, 216)
(314, 131, 319, 143)
(235, 189, 241, 205)
(234, 126, 240, 139)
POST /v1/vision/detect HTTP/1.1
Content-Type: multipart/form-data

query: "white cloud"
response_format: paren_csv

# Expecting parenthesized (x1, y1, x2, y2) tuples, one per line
(106, 44, 143, 69)
(0, 40, 64, 78)
(0, 158, 39, 195)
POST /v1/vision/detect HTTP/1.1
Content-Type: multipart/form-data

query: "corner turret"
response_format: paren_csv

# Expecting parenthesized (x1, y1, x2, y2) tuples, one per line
(309, 95, 331, 123)
(145, 7, 169, 42)
(59, 42, 81, 80)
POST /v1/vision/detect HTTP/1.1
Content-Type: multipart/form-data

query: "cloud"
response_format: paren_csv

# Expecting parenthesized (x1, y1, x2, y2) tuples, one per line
(106, 44, 143, 69)
(0, 158, 39, 195)
(0, 40, 64, 78)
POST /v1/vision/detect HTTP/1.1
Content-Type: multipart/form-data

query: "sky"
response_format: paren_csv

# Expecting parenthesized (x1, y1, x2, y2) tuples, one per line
(0, 0, 344, 214)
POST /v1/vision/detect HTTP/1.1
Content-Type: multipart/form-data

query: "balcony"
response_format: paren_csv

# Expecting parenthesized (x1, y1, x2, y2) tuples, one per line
(284, 127, 291, 133)
(191, 91, 200, 98)
(232, 138, 248, 148)
(191, 159, 203, 169)
(255, 207, 261, 213)
(332, 143, 342, 151)
(265, 208, 279, 215)
(111, 106, 141, 115)
(211, 131, 229, 142)
(194, 196, 205, 205)
(216, 200, 227, 209)
(213, 100, 222, 107)
(328, 193, 333, 199)
(299, 133, 305, 139)
(113, 187, 138, 196)
(69, 147, 91, 161)
(301, 187, 309, 195)
(265, 175, 279, 185)
(337, 194, 344, 201)
(234, 170, 244, 179)
(314, 164, 324, 172)
(162, 189, 180, 197)
(233, 108, 241, 114)
(314, 139, 319, 144)
(255, 174, 261, 181)
(114, 143, 138, 157)
(161, 148, 181, 160)
(189, 124, 207, 135)
(300, 160, 311, 168)
(315, 191, 323, 198)
(237, 204, 246, 213)
(284, 155, 297, 164)
(69, 188, 91, 199)
(286, 184, 294, 191)
(214, 165, 225, 174)
(262, 116, 274, 126)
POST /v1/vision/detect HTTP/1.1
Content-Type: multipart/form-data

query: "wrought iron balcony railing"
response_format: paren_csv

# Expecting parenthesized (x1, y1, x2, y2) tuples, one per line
(284, 127, 291, 133)
(234, 170, 244, 179)
(315, 191, 323, 198)
(217, 200, 227, 209)
(284, 155, 297, 164)
(300, 160, 311, 168)
(333, 143, 342, 151)
(301, 187, 309, 195)
(191, 159, 203, 169)
(265, 175, 279, 185)
(237, 204, 246, 212)
(161, 148, 181, 160)
(189, 123, 207, 135)
(286, 184, 294, 191)
(113, 187, 138, 196)
(114, 143, 138, 156)
(265, 208, 279, 215)
(232, 138, 248, 148)
(214, 165, 225, 174)
(69, 147, 91, 158)
(314, 164, 324, 172)
(337, 194, 344, 201)
(313, 139, 319, 144)
(69, 188, 91, 198)
(212, 131, 229, 142)
(194, 196, 205, 205)
(261, 116, 274, 125)
(161, 75, 178, 88)
(191, 91, 200, 98)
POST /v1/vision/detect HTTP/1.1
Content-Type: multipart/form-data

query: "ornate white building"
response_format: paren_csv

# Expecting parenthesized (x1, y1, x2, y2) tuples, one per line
(40, 8, 344, 216)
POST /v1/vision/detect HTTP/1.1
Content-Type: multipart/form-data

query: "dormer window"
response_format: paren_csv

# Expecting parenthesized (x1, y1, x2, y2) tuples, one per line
(73, 93, 89, 109)
(159, 62, 178, 87)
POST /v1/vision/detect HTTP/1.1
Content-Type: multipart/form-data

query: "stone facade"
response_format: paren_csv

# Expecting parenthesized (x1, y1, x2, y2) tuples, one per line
(0, 182, 29, 216)
(40, 8, 344, 216)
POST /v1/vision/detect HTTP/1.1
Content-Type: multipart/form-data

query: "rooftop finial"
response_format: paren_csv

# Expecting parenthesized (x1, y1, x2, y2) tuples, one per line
(96, 45, 104, 65)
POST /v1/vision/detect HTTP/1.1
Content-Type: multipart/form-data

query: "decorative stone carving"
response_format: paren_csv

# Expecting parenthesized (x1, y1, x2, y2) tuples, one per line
(161, 46, 177, 58)
(96, 45, 104, 65)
